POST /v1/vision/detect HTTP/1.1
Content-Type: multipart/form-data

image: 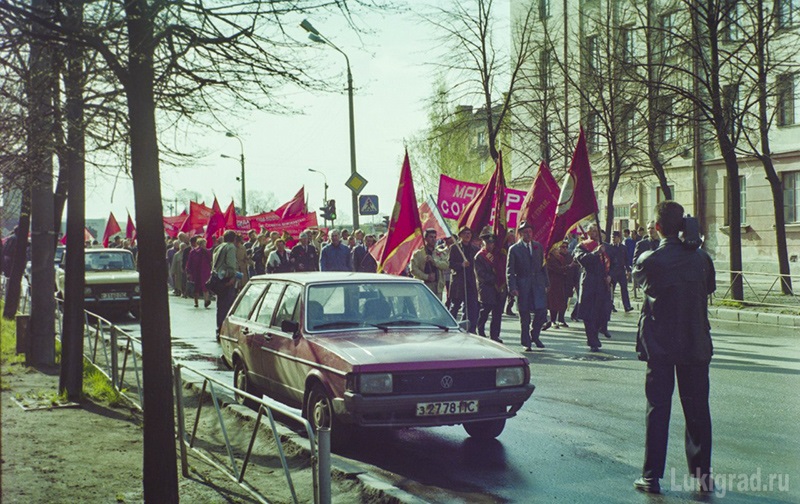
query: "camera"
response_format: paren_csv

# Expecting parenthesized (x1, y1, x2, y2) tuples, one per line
(681, 215, 702, 250)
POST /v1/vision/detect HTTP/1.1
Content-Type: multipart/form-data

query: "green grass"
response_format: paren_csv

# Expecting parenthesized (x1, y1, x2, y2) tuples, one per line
(1, 299, 127, 408)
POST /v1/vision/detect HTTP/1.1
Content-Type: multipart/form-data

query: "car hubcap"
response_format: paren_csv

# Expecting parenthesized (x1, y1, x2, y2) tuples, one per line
(312, 397, 330, 429)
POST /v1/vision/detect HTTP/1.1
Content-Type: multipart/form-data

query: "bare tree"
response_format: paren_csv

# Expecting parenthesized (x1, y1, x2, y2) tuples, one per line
(424, 0, 538, 164)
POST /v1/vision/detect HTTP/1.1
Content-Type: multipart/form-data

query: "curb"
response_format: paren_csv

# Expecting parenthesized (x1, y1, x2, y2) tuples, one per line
(616, 299, 800, 328)
(183, 379, 429, 504)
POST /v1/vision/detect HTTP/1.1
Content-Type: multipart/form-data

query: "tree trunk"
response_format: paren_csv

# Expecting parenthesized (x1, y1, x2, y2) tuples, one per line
(27, 0, 56, 366)
(123, 0, 179, 500)
(2, 199, 31, 320)
(754, 0, 792, 295)
(59, 0, 85, 400)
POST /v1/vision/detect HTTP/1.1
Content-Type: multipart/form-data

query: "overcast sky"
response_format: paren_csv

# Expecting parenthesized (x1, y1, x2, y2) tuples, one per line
(84, 1, 510, 227)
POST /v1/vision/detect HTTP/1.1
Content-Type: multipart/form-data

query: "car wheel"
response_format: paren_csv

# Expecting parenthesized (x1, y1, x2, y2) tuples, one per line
(233, 359, 256, 409)
(463, 419, 506, 440)
(306, 383, 353, 450)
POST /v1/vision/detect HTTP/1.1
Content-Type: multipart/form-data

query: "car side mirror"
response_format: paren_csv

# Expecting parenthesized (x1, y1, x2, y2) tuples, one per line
(281, 319, 300, 337)
(458, 320, 470, 332)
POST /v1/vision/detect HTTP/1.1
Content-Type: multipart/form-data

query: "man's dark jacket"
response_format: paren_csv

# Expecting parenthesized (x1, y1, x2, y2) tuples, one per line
(632, 237, 716, 364)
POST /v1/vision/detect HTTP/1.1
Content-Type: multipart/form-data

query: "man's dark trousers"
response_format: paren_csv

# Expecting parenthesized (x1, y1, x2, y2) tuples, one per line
(611, 273, 632, 310)
(520, 308, 547, 347)
(643, 362, 712, 480)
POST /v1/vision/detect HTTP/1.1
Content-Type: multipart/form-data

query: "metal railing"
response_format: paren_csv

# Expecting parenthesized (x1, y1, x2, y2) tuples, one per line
(174, 364, 331, 504)
(713, 270, 799, 309)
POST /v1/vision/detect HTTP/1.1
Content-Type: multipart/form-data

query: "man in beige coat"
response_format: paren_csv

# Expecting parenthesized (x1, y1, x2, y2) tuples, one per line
(410, 228, 449, 299)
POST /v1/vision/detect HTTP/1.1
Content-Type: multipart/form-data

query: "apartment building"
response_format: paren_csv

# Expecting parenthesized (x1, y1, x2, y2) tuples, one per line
(510, 0, 800, 272)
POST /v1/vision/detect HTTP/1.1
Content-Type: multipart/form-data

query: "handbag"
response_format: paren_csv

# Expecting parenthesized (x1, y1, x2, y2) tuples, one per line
(206, 245, 230, 295)
(205, 275, 226, 295)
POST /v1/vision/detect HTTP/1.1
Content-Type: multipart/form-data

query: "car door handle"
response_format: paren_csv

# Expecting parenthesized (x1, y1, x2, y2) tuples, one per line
(242, 327, 251, 335)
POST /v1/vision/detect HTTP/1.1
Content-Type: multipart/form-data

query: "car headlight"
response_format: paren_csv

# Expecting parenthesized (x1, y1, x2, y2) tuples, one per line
(134, 285, 140, 294)
(84, 287, 93, 296)
(496, 367, 525, 387)
(359, 373, 393, 394)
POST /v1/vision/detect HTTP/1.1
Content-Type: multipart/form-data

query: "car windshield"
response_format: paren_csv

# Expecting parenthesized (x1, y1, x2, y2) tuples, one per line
(84, 252, 135, 272)
(306, 281, 457, 332)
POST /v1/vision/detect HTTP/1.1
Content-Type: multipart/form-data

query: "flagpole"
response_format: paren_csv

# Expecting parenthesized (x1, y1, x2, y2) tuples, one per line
(454, 240, 471, 327)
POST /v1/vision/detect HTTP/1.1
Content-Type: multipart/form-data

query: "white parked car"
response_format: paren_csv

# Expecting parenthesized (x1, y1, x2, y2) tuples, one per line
(56, 248, 140, 318)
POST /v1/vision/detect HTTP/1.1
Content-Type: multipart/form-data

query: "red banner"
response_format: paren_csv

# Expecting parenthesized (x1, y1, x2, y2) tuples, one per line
(163, 213, 187, 238)
(437, 174, 526, 229)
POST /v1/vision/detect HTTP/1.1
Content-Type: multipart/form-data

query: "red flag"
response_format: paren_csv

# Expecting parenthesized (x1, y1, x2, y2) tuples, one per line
(102, 212, 121, 248)
(187, 201, 213, 232)
(369, 199, 449, 275)
(376, 151, 422, 274)
(274, 187, 306, 220)
(223, 200, 237, 229)
(163, 211, 187, 238)
(203, 198, 226, 248)
(518, 161, 560, 246)
(126, 213, 137, 241)
(490, 153, 508, 290)
(60, 228, 95, 245)
(546, 128, 599, 251)
(457, 156, 502, 237)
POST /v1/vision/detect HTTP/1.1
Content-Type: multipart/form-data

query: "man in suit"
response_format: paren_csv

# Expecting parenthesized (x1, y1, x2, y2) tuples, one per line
(632, 201, 716, 494)
(633, 220, 659, 265)
(506, 221, 549, 351)
(449, 226, 480, 333)
(608, 231, 633, 312)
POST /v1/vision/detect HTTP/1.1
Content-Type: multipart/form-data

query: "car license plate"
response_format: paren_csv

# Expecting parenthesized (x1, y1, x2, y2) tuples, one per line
(100, 292, 128, 300)
(416, 400, 479, 416)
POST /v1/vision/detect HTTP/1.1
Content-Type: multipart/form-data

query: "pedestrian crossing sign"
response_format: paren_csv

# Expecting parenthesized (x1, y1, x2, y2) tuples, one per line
(359, 195, 379, 215)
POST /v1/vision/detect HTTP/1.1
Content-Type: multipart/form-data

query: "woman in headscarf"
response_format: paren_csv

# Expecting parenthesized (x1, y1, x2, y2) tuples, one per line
(186, 238, 212, 308)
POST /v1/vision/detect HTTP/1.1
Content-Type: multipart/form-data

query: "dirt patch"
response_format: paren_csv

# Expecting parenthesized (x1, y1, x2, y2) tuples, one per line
(1, 361, 372, 503)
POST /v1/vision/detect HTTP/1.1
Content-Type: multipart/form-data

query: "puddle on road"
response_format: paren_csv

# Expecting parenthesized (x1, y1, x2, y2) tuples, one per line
(561, 353, 624, 362)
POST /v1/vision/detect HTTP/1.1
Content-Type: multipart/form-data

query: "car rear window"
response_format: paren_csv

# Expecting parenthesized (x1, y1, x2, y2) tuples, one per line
(84, 252, 135, 272)
(273, 284, 301, 329)
(231, 282, 267, 319)
(254, 283, 284, 325)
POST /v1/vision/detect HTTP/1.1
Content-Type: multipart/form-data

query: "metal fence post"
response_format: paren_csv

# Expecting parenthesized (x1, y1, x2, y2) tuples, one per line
(173, 364, 190, 477)
(110, 326, 119, 387)
(317, 428, 331, 504)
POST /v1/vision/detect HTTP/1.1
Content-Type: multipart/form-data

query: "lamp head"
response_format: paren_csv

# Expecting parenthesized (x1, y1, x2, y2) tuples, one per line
(308, 33, 325, 44)
(300, 19, 319, 35)
(225, 132, 235, 138)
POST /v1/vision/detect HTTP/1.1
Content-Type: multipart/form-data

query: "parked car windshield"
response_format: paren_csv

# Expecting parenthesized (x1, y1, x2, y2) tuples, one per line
(84, 252, 135, 272)
(306, 281, 457, 332)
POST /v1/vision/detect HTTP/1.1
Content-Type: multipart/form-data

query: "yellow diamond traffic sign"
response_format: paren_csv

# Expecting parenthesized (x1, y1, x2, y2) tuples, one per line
(345, 172, 368, 195)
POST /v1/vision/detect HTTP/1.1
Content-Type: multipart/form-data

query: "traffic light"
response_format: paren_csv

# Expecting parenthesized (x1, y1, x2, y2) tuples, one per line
(319, 200, 336, 222)
(327, 200, 336, 221)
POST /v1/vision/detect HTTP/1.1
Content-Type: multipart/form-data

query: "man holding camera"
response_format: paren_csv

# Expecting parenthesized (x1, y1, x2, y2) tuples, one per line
(632, 201, 716, 494)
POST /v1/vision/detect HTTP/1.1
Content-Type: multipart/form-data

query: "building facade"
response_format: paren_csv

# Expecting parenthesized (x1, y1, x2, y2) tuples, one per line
(510, 0, 800, 272)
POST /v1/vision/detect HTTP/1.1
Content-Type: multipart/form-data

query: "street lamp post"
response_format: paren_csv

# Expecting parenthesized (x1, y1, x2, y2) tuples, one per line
(222, 132, 246, 215)
(301, 19, 359, 230)
(308, 168, 329, 226)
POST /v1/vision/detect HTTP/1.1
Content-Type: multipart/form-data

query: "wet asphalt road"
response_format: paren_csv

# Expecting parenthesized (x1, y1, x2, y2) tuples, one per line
(116, 295, 800, 503)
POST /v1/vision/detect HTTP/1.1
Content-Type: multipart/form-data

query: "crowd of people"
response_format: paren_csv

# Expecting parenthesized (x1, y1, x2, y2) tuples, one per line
(401, 220, 662, 353)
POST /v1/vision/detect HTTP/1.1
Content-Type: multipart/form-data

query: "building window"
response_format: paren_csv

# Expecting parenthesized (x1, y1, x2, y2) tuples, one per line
(622, 108, 636, 146)
(477, 131, 486, 147)
(777, 0, 800, 29)
(656, 184, 675, 203)
(621, 27, 636, 63)
(659, 12, 677, 59)
(722, 0, 742, 42)
(586, 35, 601, 72)
(655, 95, 675, 144)
(724, 175, 747, 225)
(723, 84, 740, 137)
(587, 112, 600, 153)
(613, 204, 631, 218)
(539, 0, 550, 21)
(777, 74, 799, 126)
(540, 120, 551, 163)
(785, 171, 800, 223)
(539, 48, 552, 89)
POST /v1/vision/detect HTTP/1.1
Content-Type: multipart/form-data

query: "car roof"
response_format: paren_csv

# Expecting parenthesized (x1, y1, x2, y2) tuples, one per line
(85, 248, 133, 255)
(248, 272, 422, 287)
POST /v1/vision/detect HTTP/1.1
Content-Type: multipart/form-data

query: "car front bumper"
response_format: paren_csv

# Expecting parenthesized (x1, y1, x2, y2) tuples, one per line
(339, 383, 535, 427)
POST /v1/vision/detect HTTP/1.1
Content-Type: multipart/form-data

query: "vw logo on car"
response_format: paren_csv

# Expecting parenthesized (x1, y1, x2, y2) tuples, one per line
(440, 375, 454, 389)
